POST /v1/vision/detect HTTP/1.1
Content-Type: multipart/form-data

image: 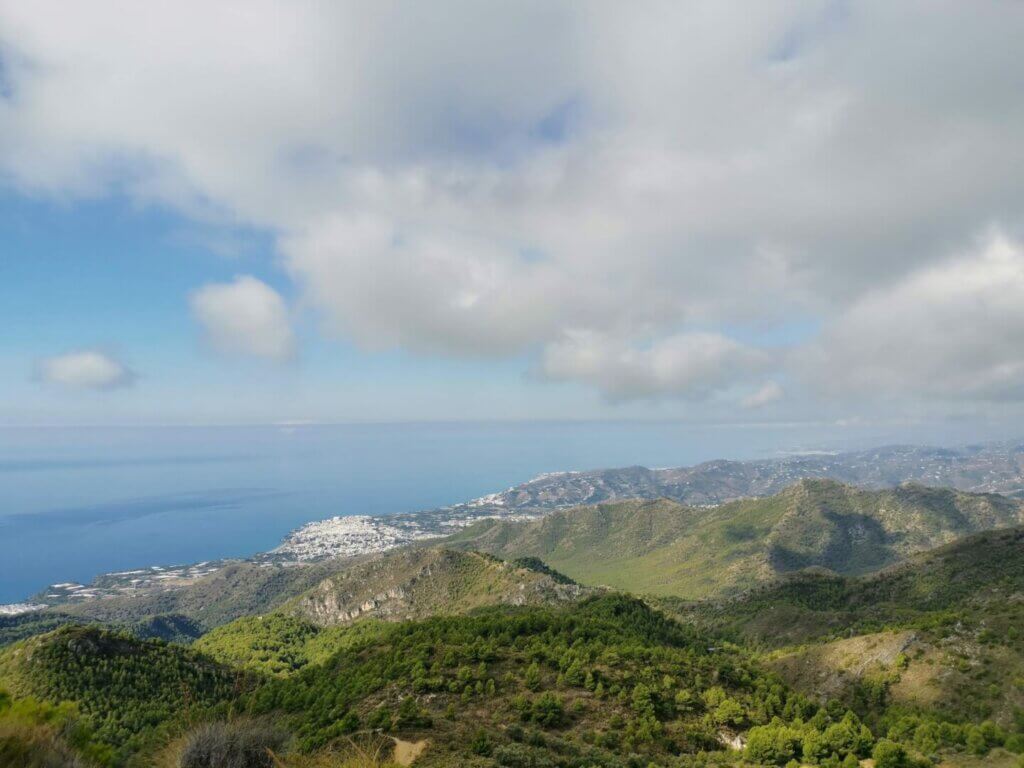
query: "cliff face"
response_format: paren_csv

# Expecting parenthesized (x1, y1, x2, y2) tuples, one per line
(289, 547, 590, 626)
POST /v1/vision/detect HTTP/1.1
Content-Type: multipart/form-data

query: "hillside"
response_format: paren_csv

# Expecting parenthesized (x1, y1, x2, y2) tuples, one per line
(0, 548, 592, 654)
(0, 625, 247, 762)
(196, 548, 592, 676)
(677, 526, 1024, 646)
(669, 527, 1024, 733)
(289, 548, 591, 626)
(2, 582, 1022, 765)
(2, 594, 881, 768)
(0, 557, 355, 648)
(449, 480, 1024, 597)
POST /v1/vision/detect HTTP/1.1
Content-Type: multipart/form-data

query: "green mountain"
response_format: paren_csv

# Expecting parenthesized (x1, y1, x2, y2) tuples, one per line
(664, 527, 1024, 741)
(288, 547, 591, 626)
(448, 480, 1024, 597)
(195, 548, 592, 676)
(0, 626, 246, 762)
(4, 567, 1024, 767)
(1, 595, 841, 768)
(675, 526, 1024, 646)
(5, 485, 1024, 766)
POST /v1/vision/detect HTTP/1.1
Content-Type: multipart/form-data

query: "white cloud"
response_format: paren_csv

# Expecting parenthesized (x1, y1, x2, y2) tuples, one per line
(804, 233, 1024, 401)
(741, 381, 784, 409)
(190, 276, 295, 362)
(1, 3, 1024, 406)
(541, 331, 769, 401)
(37, 350, 134, 390)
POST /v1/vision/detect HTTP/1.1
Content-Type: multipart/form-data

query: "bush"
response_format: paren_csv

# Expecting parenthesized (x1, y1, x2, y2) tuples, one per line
(872, 738, 907, 768)
(745, 721, 803, 765)
(531, 693, 566, 728)
(821, 713, 873, 758)
(493, 742, 555, 768)
(470, 729, 492, 756)
(395, 697, 431, 730)
(1006, 733, 1024, 754)
(178, 720, 287, 768)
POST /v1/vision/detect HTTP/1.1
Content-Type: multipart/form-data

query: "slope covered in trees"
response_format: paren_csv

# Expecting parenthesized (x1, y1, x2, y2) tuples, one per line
(0, 626, 247, 762)
(448, 480, 1023, 597)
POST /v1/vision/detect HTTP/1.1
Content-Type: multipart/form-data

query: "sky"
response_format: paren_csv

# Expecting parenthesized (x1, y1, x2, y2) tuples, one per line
(2, 1, 1024, 430)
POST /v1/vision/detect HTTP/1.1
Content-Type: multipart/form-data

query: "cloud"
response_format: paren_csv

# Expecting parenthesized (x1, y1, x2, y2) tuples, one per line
(805, 233, 1024, 401)
(741, 381, 784, 409)
(1, 3, 1024, 407)
(190, 276, 295, 362)
(37, 350, 135, 390)
(541, 331, 769, 401)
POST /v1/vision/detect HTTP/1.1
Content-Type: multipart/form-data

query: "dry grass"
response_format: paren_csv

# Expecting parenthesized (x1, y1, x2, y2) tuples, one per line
(269, 736, 402, 767)
(155, 727, 405, 768)
(0, 719, 90, 768)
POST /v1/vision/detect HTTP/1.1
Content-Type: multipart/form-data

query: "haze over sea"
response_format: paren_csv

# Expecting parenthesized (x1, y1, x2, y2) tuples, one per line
(0, 419, 1011, 603)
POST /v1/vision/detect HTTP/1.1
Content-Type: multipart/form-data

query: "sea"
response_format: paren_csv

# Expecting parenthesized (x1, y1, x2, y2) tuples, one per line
(0, 419, 1007, 603)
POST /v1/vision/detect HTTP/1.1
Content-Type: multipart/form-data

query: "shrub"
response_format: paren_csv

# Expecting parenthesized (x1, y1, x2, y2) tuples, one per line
(470, 729, 493, 756)
(745, 721, 803, 765)
(493, 743, 555, 768)
(531, 693, 565, 728)
(178, 719, 288, 768)
(872, 738, 907, 768)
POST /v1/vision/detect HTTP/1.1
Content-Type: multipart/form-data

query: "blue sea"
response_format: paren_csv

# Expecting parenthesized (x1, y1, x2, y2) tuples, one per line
(0, 420, 1005, 603)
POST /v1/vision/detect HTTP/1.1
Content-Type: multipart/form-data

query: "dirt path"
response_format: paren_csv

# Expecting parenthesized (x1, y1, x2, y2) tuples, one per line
(391, 737, 428, 766)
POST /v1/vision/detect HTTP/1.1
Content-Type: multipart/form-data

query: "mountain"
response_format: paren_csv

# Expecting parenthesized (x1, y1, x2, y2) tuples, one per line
(0, 625, 246, 762)
(440, 443, 1024, 517)
(4, 594, 843, 768)
(668, 527, 1024, 734)
(287, 547, 590, 626)
(195, 548, 592, 676)
(0, 558, 356, 648)
(5, 547, 1024, 766)
(0, 547, 589, 652)
(675, 525, 1024, 647)
(448, 479, 1024, 597)
(11, 440, 1024, 618)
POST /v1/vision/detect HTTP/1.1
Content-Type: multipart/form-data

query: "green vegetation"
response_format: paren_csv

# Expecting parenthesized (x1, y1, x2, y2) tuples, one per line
(670, 527, 1024, 647)
(287, 548, 589, 627)
(12, 590, 1018, 766)
(661, 527, 1024, 762)
(0, 626, 248, 762)
(3, 483, 1024, 766)
(448, 480, 1022, 597)
(196, 615, 387, 676)
(0, 596, 830, 766)
(0, 611, 206, 649)
(0, 687, 114, 767)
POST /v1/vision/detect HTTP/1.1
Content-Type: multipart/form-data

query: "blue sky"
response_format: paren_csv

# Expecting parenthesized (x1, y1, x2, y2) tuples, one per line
(2, 2, 1024, 431)
(0, 192, 603, 425)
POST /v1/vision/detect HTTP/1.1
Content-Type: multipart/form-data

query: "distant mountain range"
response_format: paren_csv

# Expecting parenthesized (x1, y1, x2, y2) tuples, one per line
(6, 445, 1024, 765)
(449, 479, 1024, 597)
(8, 478, 1021, 649)
(445, 442, 1024, 514)
(9, 440, 1024, 615)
